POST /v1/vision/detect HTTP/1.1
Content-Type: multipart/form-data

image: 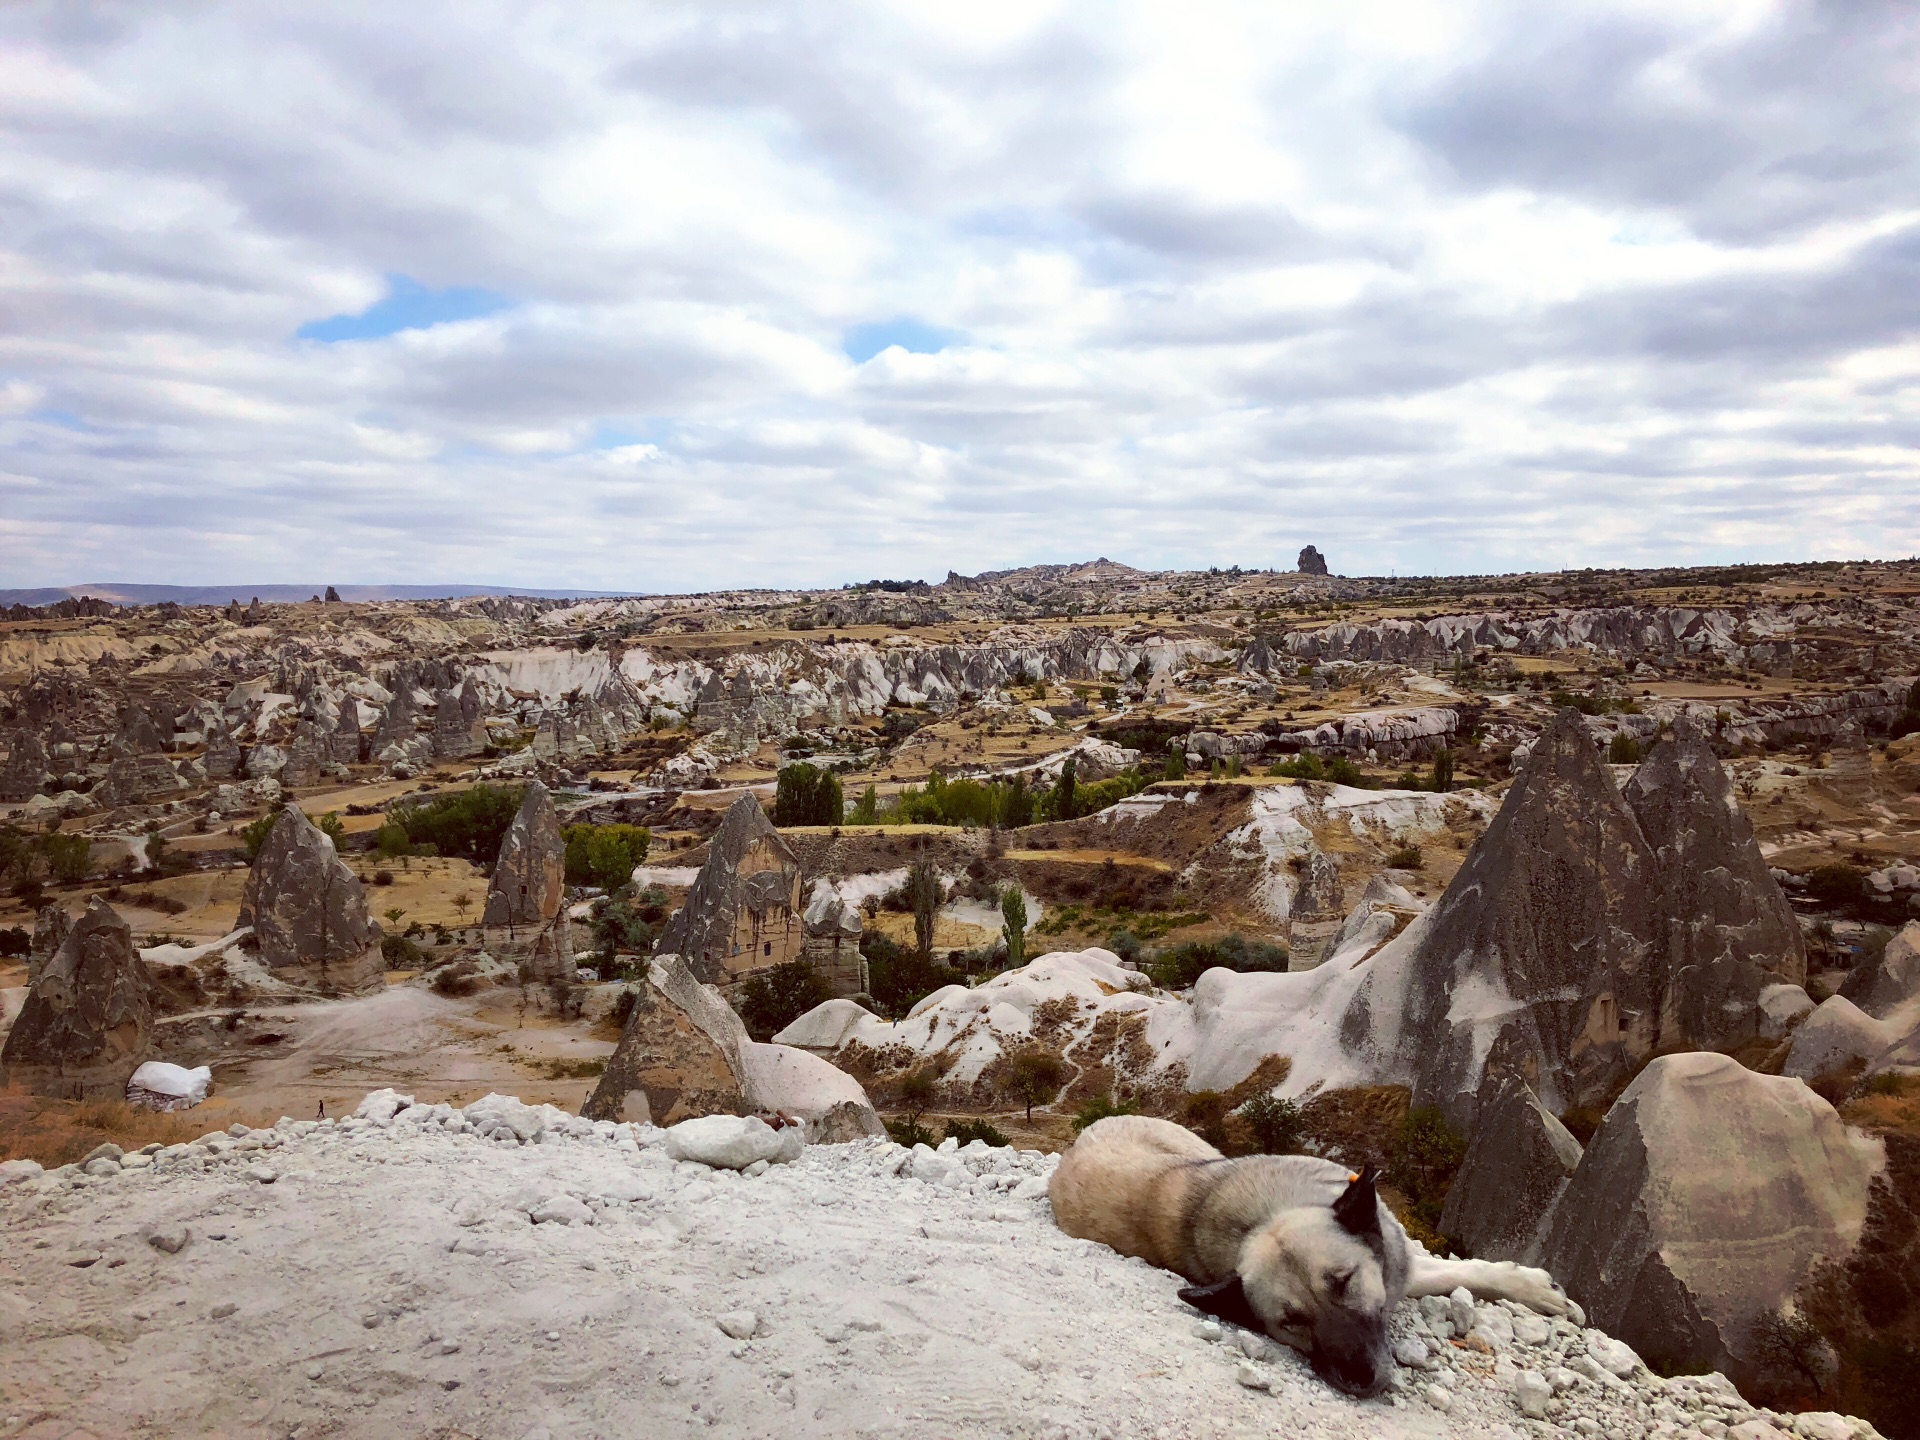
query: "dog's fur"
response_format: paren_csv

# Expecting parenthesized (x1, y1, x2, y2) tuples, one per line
(1049, 1116, 1576, 1396)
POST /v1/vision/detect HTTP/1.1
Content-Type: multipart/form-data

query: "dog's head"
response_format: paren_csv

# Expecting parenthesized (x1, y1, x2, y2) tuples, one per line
(1179, 1166, 1401, 1398)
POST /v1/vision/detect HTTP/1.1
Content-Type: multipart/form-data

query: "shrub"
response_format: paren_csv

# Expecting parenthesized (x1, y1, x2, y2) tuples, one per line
(1807, 863, 1866, 909)
(562, 823, 651, 890)
(1004, 1046, 1068, 1121)
(907, 859, 941, 960)
(387, 784, 526, 864)
(862, 930, 952, 1019)
(735, 959, 832, 1041)
(943, 1117, 1010, 1147)
(588, 885, 668, 959)
(1145, 934, 1288, 990)
(0, 925, 28, 957)
(373, 820, 413, 858)
(1001, 886, 1029, 969)
(541, 1057, 605, 1080)
(1607, 733, 1642, 764)
(611, 985, 641, 1030)
(429, 961, 479, 997)
(1385, 845, 1423, 869)
(315, 812, 347, 849)
(1270, 752, 1325, 781)
(1386, 1106, 1467, 1235)
(372, 869, 395, 886)
(240, 813, 276, 861)
(772, 763, 843, 826)
(1072, 1094, 1140, 1132)
(380, 933, 426, 968)
(1239, 1093, 1306, 1154)
(42, 831, 93, 884)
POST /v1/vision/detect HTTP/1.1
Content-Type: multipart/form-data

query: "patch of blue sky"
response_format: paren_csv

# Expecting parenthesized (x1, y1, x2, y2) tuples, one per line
(297, 274, 511, 342)
(842, 317, 965, 363)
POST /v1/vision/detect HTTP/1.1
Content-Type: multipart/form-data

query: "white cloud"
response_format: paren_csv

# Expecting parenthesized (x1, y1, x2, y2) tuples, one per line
(0, 0, 1916, 589)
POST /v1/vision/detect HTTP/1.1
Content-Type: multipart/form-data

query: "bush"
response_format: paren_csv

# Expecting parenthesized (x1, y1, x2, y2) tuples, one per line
(429, 962, 479, 997)
(1239, 1093, 1306, 1154)
(589, 885, 668, 960)
(373, 820, 413, 858)
(372, 869, 395, 886)
(381, 933, 426, 968)
(1145, 934, 1288, 990)
(1072, 1094, 1140, 1132)
(1385, 845, 1423, 869)
(943, 1117, 1010, 1147)
(0, 925, 28, 958)
(1004, 1046, 1068, 1120)
(1807, 863, 1866, 909)
(240, 813, 276, 861)
(735, 959, 832, 1041)
(1607, 733, 1642, 764)
(882, 771, 1039, 828)
(41, 831, 92, 884)
(611, 985, 641, 1030)
(772, 763, 843, 826)
(562, 823, 651, 890)
(861, 930, 952, 1019)
(315, 812, 347, 850)
(1386, 1106, 1467, 1236)
(387, 784, 526, 864)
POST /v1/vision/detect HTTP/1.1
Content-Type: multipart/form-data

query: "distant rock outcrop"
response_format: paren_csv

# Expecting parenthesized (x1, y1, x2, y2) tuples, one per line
(0, 730, 53, 801)
(1297, 545, 1329, 576)
(1538, 1053, 1881, 1391)
(27, 903, 73, 989)
(235, 805, 383, 994)
(1439, 1068, 1583, 1265)
(800, 882, 866, 996)
(432, 678, 488, 759)
(482, 781, 565, 930)
(1, 897, 153, 1100)
(657, 793, 806, 989)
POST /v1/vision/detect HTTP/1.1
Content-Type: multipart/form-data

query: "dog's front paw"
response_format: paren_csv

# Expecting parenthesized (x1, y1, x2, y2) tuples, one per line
(1498, 1262, 1579, 1319)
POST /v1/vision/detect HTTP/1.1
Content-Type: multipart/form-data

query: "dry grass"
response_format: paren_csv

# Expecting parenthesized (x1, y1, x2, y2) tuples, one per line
(0, 1088, 282, 1168)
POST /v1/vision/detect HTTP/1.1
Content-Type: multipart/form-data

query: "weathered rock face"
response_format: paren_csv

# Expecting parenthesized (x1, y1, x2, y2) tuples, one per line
(1439, 1069, 1583, 1265)
(1378, 708, 1805, 1129)
(0, 730, 52, 801)
(1297, 545, 1330, 576)
(431, 678, 489, 759)
(658, 793, 805, 987)
(526, 912, 575, 988)
(117, 704, 168, 755)
(102, 749, 186, 807)
(1538, 1053, 1881, 1390)
(1782, 996, 1898, 1081)
(280, 719, 333, 789)
(583, 955, 751, 1124)
(482, 781, 565, 929)
(1624, 719, 1807, 1048)
(1, 897, 152, 1099)
(1386, 709, 1663, 1127)
(800, 882, 867, 998)
(1839, 920, 1920, 1018)
(1286, 848, 1345, 971)
(235, 805, 383, 994)
(27, 903, 73, 989)
(202, 723, 242, 780)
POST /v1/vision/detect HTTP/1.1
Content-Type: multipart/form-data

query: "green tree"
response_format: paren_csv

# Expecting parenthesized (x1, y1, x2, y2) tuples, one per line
(1429, 747, 1455, 792)
(562, 823, 651, 889)
(387, 784, 526, 863)
(1386, 1106, 1468, 1235)
(1606, 733, 1641, 764)
(42, 831, 92, 885)
(1239, 1093, 1306, 1154)
(1004, 1046, 1068, 1121)
(373, 820, 413, 858)
(143, 823, 170, 873)
(315, 812, 347, 849)
(907, 859, 941, 961)
(850, 784, 879, 824)
(772, 763, 844, 826)
(736, 959, 832, 1041)
(1000, 885, 1029, 969)
(240, 813, 277, 861)
(1052, 757, 1078, 821)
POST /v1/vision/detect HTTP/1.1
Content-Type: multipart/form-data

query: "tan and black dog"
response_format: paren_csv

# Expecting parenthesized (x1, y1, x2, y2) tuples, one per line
(1050, 1115, 1577, 1396)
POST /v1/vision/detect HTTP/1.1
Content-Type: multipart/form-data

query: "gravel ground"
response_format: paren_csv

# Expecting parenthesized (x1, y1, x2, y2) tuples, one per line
(0, 1092, 1882, 1440)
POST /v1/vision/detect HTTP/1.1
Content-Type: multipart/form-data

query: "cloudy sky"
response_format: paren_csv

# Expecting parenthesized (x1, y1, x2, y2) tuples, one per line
(2, 1, 1917, 590)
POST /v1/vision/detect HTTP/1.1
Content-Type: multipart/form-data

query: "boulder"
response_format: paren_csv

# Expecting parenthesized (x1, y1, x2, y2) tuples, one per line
(1758, 983, 1815, 1040)
(1781, 996, 1896, 1082)
(202, 724, 242, 780)
(772, 997, 877, 1052)
(664, 1114, 802, 1170)
(582, 954, 752, 1124)
(235, 805, 383, 994)
(1838, 921, 1920, 1019)
(739, 1039, 875, 1122)
(1538, 1053, 1881, 1390)
(1298, 545, 1330, 576)
(0, 730, 53, 801)
(431, 679, 488, 759)
(1439, 1068, 1583, 1265)
(1, 897, 154, 1099)
(811, 1098, 889, 1143)
(481, 781, 565, 929)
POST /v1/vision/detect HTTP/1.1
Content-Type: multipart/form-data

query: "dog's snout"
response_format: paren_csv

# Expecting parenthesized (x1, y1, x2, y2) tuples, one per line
(1312, 1346, 1389, 1398)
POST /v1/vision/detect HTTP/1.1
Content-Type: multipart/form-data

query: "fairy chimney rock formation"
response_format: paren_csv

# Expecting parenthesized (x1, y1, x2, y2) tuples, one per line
(482, 781, 566, 929)
(27, 903, 74, 989)
(1, 897, 152, 1100)
(656, 793, 805, 988)
(1297, 545, 1330, 576)
(236, 805, 383, 994)
(1439, 1068, 1583, 1266)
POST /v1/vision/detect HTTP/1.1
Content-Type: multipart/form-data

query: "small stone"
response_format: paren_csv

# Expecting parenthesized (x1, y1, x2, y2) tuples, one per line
(81, 1142, 124, 1166)
(1550, 1366, 1582, 1392)
(1424, 1383, 1454, 1412)
(1448, 1286, 1475, 1338)
(716, 1310, 759, 1340)
(1728, 1424, 1790, 1440)
(211, 1303, 238, 1319)
(1513, 1312, 1553, 1346)
(305, 1364, 323, 1381)
(440, 1339, 461, 1355)
(120, 1152, 153, 1170)
(441, 1379, 461, 1392)
(0, 1158, 45, 1187)
(147, 1224, 190, 1255)
(530, 1194, 594, 1226)
(1793, 1415, 1853, 1440)
(1193, 1320, 1222, 1342)
(1234, 1360, 1271, 1390)
(743, 1159, 770, 1178)
(362, 1314, 384, 1329)
(1587, 1331, 1639, 1379)
(546, 1331, 561, 1343)
(83, 1158, 121, 1178)
(1516, 1369, 1553, 1419)
(1236, 1330, 1270, 1361)
(1394, 1336, 1433, 1369)
(65, 1251, 103, 1268)
(246, 1164, 278, 1185)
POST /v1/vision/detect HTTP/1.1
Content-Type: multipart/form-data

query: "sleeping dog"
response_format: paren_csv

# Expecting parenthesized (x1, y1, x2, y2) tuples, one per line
(1049, 1115, 1578, 1397)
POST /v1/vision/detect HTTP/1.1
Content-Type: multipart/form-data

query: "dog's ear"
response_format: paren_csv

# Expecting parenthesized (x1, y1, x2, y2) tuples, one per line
(1177, 1274, 1262, 1332)
(1333, 1165, 1381, 1237)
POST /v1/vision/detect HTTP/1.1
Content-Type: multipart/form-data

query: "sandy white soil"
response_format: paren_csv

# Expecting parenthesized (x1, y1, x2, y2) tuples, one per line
(0, 1098, 1851, 1440)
